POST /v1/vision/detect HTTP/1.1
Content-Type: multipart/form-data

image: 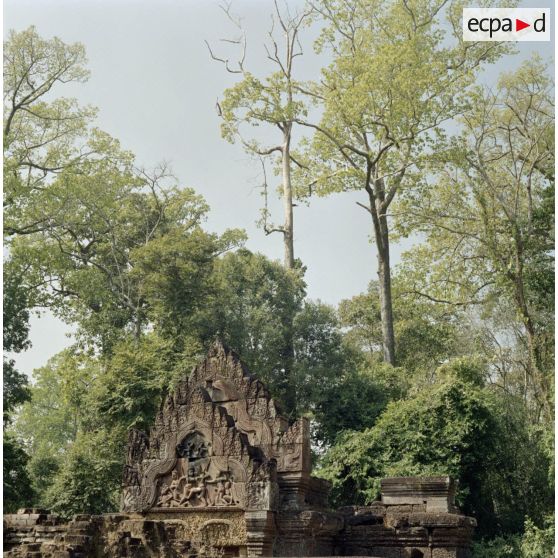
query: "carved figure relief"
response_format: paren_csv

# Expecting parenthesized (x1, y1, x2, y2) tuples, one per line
(155, 462, 245, 509)
(176, 431, 211, 460)
(154, 430, 246, 509)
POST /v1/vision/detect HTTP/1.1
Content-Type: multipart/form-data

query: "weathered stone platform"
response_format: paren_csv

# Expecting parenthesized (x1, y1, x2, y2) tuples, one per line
(4, 342, 475, 557)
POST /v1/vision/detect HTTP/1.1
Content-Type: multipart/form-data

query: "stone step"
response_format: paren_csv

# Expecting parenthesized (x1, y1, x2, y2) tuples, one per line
(34, 525, 66, 533)
(66, 529, 91, 537)
(62, 534, 91, 545)
(67, 521, 92, 529)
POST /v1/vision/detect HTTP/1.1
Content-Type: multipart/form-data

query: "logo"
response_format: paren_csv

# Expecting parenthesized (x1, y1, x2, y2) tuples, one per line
(463, 8, 550, 41)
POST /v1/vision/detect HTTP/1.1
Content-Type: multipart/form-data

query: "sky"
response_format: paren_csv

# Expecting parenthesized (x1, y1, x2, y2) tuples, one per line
(3, 0, 554, 378)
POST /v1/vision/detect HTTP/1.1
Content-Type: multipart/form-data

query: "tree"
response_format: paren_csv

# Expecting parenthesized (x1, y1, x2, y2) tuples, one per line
(4, 26, 96, 236)
(87, 333, 177, 432)
(4, 26, 253, 514)
(132, 216, 244, 350)
(42, 429, 123, 517)
(9, 159, 243, 353)
(338, 280, 475, 379)
(396, 56, 554, 420)
(293, 0, 508, 364)
(311, 358, 408, 446)
(13, 350, 98, 503)
(209, 1, 312, 269)
(204, 249, 305, 413)
(318, 359, 498, 510)
(291, 300, 348, 415)
(4, 434, 34, 513)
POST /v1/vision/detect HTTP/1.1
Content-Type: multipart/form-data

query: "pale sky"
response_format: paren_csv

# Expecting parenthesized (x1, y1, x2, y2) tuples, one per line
(4, 0, 554, 377)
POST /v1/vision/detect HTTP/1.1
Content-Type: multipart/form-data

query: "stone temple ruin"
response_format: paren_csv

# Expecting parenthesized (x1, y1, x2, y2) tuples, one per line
(4, 342, 476, 557)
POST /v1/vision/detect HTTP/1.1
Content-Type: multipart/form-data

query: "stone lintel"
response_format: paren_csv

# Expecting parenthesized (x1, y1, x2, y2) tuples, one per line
(381, 476, 456, 512)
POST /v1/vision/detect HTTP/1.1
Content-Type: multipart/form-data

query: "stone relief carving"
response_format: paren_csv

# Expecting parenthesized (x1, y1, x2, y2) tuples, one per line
(153, 430, 247, 509)
(176, 431, 211, 460)
(155, 462, 245, 509)
(274, 419, 309, 472)
(121, 485, 141, 513)
(246, 459, 277, 510)
(138, 456, 177, 511)
(207, 377, 274, 447)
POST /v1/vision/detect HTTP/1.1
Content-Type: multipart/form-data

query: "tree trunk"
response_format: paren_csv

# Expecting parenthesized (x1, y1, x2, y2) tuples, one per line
(377, 215, 396, 365)
(282, 126, 295, 269)
(367, 180, 396, 366)
(279, 126, 297, 414)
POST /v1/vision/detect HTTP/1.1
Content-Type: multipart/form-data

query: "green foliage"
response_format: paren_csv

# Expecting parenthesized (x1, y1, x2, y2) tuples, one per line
(318, 359, 498, 520)
(291, 0, 512, 364)
(88, 333, 177, 431)
(339, 280, 471, 378)
(294, 0, 509, 200)
(3, 265, 31, 354)
(472, 515, 555, 558)
(318, 356, 553, 537)
(3, 265, 31, 422)
(3, 264, 33, 507)
(220, 70, 307, 146)
(4, 27, 97, 235)
(292, 301, 348, 414)
(206, 250, 305, 413)
(3, 433, 34, 513)
(9, 158, 244, 354)
(312, 358, 407, 446)
(13, 351, 98, 503)
(3, 360, 30, 421)
(521, 515, 555, 558)
(472, 535, 522, 558)
(135, 226, 245, 344)
(206, 252, 360, 418)
(17, 352, 93, 448)
(483, 402, 553, 534)
(42, 430, 123, 517)
(396, 56, 555, 420)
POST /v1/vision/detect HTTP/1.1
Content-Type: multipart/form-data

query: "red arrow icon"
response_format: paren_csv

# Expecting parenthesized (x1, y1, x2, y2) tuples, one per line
(516, 19, 530, 31)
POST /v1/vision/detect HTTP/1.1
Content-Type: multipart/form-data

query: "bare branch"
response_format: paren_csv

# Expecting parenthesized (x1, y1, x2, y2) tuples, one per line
(356, 201, 372, 214)
(205, 1, 247, 74)
(205, 40, 243, 74)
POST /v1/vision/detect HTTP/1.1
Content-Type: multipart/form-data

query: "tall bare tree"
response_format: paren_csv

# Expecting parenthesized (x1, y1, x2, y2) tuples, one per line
(207, 1, 312, 269)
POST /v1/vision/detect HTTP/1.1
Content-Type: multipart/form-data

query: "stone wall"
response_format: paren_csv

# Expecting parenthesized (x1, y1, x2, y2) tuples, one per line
(4, 479, 475, 558)
(4, 509, 102, 558)
(4, 510, 234, 558)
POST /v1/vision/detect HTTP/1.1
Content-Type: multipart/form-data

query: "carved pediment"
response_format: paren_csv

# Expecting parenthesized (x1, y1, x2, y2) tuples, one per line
(121, 341, 310, 513)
